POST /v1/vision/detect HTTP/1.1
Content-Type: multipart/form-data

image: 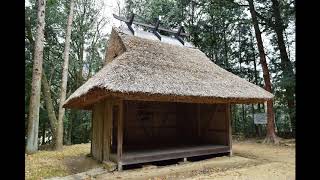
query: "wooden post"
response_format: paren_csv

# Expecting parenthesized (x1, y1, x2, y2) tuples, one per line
(226, 103, 232, 156)
(99, 102, 104, 161)
(103, 100, 112, 161)
(90, 111, 93, 156)
(92, 105, 97, 159)
(117, 100, 124, 171)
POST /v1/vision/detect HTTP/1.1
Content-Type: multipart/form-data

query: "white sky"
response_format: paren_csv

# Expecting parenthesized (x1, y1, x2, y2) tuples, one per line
(25, 0, 123, 34)
(25, 0, 31, 7)
(100, 0, 124, 34)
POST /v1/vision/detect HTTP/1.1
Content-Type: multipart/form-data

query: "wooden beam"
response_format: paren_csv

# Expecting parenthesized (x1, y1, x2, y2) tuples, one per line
(175, 26, 185, 45)
(113, 14, 190, 36)
(152, 19, 161, 40)
(119, 145, 230, 165)
(117, 100, 124, 170)
(126, 14, 135, 35)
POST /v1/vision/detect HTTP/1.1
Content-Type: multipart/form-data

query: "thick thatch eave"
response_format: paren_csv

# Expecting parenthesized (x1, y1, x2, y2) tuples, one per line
(64, 88, 272, 110)
(64, 27, 273, 109)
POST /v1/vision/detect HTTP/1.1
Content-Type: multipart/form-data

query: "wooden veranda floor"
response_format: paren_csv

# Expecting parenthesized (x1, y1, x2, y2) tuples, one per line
(110, 144, 230, 165)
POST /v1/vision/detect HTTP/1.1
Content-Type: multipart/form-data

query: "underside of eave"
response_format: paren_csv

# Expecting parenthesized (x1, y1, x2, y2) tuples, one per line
(63, 88, 273, 110)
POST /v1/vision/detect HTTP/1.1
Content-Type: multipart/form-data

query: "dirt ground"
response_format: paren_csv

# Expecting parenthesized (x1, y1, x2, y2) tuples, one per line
(26, 139, 295, 180)
(94, 139, 295, 180)
(183, 139, 295, 180)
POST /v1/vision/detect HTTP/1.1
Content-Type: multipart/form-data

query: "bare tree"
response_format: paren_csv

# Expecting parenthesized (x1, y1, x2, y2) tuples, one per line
(26, 0, 47, 154)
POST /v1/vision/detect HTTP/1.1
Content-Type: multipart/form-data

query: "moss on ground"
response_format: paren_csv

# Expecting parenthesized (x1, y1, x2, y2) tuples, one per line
(25, 143, 101, 180)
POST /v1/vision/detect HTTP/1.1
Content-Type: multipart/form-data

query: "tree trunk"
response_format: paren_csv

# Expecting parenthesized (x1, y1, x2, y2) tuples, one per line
(211, 20, 219, 64)
(250, 33, 262, 137)
(242, 105, 246, 136)
(56, 0, 75, 150)
(26, 0, 46, 154)
(233, 105, 237, 134)
(41, 71, 58, 147)
(270, 0, 295, 136)
(66, 110, 76, 145)
(223, 26, 229, 68)
(42, 121, 46, 145)
(264, 100, 278, 143)
(238, 25, 242, 74)
(250, 34, 262, 111)
(284, 31, 291, 63)
(247, 0, 279, 144)
(26, 13, 58, 149)
(242, 105, 245, 123)
(189, 1, 198, 47)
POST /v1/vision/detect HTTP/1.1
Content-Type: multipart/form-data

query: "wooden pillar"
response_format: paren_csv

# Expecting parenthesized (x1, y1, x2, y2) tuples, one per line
(99, 102, 105, 161)
(91, 102, 105, 161)
(117, 100, 124, 171)
(90, 111, 93, 156)
(226, 103, 232, 156)
(91, 105, 97, 159)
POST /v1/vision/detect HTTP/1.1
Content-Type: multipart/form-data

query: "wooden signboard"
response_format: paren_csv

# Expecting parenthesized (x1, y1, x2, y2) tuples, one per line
(254, 113, 267, 124)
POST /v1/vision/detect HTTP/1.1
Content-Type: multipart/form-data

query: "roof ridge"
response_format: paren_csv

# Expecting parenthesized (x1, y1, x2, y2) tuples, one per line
(114, 25, 196, 49)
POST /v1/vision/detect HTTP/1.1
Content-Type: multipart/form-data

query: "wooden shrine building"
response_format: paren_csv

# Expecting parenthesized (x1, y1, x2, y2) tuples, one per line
(63, 20, 273, 170)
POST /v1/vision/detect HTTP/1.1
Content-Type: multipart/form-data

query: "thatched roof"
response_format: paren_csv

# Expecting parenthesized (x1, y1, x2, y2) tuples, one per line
(64, 27, 273, 109)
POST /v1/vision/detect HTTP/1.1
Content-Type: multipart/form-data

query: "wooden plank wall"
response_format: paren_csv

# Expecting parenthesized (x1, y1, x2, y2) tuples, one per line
(91, 99, 118, 162)
(124, 101, 178, 149)
(103, 100, 113, 161)
(200, 104, 229, 145)
(111, 105, 118, 153)
(176, 103, 198, 144)
(123, 101, 230, 149)
(91, 100, 230, 159)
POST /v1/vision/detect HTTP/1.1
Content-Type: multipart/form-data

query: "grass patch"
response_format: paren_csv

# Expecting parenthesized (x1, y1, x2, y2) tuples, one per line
(25, 143, 99, 180)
